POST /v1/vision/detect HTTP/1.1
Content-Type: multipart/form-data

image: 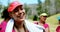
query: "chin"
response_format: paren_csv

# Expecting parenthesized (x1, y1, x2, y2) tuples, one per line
(16, 19, 24, 23)
(19, 19, 24, 21)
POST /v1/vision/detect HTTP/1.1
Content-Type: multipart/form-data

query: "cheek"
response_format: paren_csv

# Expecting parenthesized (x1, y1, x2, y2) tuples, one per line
(41, 17, 45, 21)
(12, 14, 17, 19)
(12, 14, 15, 19)
(44, 17, 47, 20)
(14, 12, 18, 15)
(12, 13, 18, 18)
(24, 15, 25, 18)
(41, 17, 44, 19)
(40, 17, 43, 20)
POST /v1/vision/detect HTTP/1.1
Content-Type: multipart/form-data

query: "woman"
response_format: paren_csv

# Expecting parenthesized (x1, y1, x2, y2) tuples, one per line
(56, 16, 60, 32)
(4, 1, 44, 32)
(33, 15, 38, 21)
(34, 13, 50, 32)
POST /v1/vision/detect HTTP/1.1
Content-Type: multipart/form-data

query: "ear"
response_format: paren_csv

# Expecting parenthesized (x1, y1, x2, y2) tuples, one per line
(9, 13, 12, 18)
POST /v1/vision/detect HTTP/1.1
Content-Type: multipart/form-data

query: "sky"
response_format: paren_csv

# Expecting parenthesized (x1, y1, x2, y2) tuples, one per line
(0, 0, 45, 6)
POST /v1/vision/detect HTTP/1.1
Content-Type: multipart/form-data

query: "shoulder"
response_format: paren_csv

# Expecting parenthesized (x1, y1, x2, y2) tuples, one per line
(1, 20, 7, 24)
(33, 21, 39, 24)
(56, 26, 60, 31)
(44, 23, 49, 28)
(56, 25, 60, 32)
(0, 20, 7, 32)
(0, 24, 2, 30)
(1, 20, 7, 27)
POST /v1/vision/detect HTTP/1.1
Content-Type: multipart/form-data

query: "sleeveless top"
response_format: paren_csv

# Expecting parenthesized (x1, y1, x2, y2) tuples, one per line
(0, 20, 29, 32)
(34, 21, 49, 29)
(56, 26, 60, 32)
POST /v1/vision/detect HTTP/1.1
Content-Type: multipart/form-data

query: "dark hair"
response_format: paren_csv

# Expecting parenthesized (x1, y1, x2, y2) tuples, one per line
(33, 15, 38, 21)
(59, 19, 60, 21)
(1, 8, 11, 20)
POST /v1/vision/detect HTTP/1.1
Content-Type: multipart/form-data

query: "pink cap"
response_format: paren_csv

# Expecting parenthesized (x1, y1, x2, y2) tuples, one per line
(8, 1, 23, 12)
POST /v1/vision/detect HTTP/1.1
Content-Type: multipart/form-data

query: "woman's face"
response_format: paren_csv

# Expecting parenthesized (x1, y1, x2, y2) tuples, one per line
(10, 6, 25, 23)
(40, 16, 47, 22)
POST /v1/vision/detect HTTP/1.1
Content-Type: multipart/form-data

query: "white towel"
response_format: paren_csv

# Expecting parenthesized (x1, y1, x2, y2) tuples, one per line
(5, 19, 44, 32)
(5, 19, 14, 32)
(25, 20, 44, 32)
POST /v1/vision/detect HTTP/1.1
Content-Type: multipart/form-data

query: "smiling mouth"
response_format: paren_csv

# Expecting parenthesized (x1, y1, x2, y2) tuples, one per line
(17, 16, 24, 19)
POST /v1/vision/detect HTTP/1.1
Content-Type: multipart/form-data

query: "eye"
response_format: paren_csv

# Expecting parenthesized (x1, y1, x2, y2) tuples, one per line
(19, 7, 23, 10)
(14, 8, 19, 12)
(14, 10, 17, 12)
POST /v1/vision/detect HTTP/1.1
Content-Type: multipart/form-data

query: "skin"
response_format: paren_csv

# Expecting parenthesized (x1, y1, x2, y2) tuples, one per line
(39, 16, 50, 32)
(59, 21, 60, 24)
(9, 6, 26, 32)
(40, 16, 47, 24)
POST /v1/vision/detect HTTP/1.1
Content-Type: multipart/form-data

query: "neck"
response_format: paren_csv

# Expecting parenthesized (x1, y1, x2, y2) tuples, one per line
(14, 20, 27, 32)
(39, 20, 45, 24)
(14, 21, 24, 29)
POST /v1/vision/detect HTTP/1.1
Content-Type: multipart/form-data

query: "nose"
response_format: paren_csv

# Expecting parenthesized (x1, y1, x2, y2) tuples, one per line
(18, 11, 22, 15)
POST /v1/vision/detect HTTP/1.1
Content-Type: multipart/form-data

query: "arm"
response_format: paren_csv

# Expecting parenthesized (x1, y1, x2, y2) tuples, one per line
(45, 26, 50, 32)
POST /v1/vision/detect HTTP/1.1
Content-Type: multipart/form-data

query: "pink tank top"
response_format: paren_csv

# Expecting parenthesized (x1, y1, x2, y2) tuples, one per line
(0, 20, 15, 32)
(43, 23, 49, 29)
(34, 21, 49, 29)
(56, 26, 60, 32)
(0, 20, 29, 32)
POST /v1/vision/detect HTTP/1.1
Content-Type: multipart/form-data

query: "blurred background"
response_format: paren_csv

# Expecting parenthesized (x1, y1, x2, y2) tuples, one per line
(0, 0, 60, 32)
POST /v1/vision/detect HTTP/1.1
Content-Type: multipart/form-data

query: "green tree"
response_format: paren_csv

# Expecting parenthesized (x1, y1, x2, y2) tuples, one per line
(24, 3, 30, 14)
(36, 0, 43, 15)
(44, 0, 50, 16)
(55, 0, 60, 13)
(0, 2, 3, 17)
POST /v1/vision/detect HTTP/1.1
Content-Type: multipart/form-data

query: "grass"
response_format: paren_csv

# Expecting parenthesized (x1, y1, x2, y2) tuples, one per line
(46, 13, 60, 32)
(0, 18, 3, 24)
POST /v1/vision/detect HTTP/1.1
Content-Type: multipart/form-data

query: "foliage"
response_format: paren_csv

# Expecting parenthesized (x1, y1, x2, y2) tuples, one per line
(37, 0, 49, 16)
(33, 15, 38, 21)
(36, 0, 42, 15)
(24, 3, 30, 14)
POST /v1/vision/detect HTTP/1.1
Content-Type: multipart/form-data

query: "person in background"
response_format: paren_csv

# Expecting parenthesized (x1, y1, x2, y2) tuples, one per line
(56, 16, 60, 32)
(34, 13, 50, 32)
(33, 15, 38, 22)
(0, 8, 11, 32)
(33, 15, 38, 24)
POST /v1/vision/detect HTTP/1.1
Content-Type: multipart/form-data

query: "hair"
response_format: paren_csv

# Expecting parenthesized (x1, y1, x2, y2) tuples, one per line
(59, 19, 60, 21)
(1, 8, 11, 20)
(33, 15, 38, 21)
